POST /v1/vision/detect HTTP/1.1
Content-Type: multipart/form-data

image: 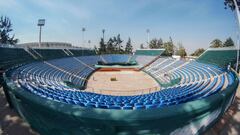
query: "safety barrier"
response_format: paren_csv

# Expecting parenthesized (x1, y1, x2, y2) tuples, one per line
(85, 86, 160, 96)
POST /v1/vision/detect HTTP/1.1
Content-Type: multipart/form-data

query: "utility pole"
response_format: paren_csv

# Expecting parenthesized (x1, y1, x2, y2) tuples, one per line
(82, 27, 86, 48)
(146, 29, 150, 47)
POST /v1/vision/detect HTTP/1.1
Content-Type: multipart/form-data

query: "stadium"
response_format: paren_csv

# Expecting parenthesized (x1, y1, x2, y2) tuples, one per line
(1, 0, 240, 135)
(0, 45, 239, 135)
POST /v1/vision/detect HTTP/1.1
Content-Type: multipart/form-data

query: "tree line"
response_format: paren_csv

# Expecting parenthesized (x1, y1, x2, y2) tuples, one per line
(209, 38, 234, 48)
(95, 34, 133, 54)
(190, 37, 235, 56)
(141, 37, 187, 57)
(96, 35, 235, 58)
(144, 37, 235, 57)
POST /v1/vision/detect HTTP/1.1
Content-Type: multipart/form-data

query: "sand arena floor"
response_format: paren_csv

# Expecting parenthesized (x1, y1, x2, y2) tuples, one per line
(86, 70, 160, 96)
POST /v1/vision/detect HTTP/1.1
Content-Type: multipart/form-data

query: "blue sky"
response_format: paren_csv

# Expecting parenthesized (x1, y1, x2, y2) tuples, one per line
(0, 0, 237, 53)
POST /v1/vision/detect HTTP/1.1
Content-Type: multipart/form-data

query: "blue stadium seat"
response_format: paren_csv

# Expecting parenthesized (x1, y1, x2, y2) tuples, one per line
(7, 55, 235, 110)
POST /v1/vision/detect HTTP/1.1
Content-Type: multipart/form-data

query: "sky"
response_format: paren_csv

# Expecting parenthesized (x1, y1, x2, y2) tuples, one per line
(0, 0, 238, 53)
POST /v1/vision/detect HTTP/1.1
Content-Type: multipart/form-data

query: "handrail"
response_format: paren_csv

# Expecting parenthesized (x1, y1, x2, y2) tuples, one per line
(85, 86, 160, 96)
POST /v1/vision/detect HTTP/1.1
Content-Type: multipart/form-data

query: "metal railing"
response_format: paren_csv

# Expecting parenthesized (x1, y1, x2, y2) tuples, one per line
(85, 86, 160, 96)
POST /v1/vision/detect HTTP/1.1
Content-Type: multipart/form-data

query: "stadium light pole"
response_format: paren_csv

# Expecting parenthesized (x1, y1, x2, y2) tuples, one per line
(146, 29, 150, 47)
(37, 19, 45, 48)
(82, 27, 86, 48)
(102, 29, 105, 42)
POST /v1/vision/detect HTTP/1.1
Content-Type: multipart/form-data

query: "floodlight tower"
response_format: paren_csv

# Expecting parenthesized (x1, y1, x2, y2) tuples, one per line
(37, 19, 45, 48)
(146, 29, 150, 47)
(233, 0, 240, 72)
(82, 27, 86, 48)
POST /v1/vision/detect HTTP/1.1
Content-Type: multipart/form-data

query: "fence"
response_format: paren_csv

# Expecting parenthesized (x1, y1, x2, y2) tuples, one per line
(85, 86, 160, 96)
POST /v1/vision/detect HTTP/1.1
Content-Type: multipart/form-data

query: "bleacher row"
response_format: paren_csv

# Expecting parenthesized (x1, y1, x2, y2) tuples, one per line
(34, 48, 95, 60)
(145, 58, 225, 85)
(0, 47, 35, 70)
(133, 55, 157, 67)
(7, 55, 235, 110)
(12, 56, 101, 90)
(0, 46, 95, 71)
(99, 54, 156, 68)
(101, 54, 130, 63)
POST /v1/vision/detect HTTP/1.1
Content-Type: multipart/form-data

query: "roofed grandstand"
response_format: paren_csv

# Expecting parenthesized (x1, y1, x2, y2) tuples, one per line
(1, 45, 239, 135)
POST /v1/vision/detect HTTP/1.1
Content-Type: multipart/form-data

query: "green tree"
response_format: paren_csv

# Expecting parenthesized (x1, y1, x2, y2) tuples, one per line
(175, 44, 187, 57)
(113, 34, 123, 53)
(125, 38, 133, 54)
(149, 38, 158, 49)
(162, 42, 174, 56)
(98, 34, 125, 54)
(223, 37, 234, 47)
(98, 38, 106, 54)
(106, 38, 114, 54)
(210, 39, 223, 48)
(0, 16, 18, 44)
(157, 38, 163, 48)
(112, 36, 117, 53)
(149, 38, 164, 49)
(191, 48, 205, 56)
(161, 37, 175, 56)
(224, 0, 235, 10)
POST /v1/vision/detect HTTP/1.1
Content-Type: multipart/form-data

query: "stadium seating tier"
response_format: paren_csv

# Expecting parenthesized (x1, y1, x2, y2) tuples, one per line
(5, 55, 235, 110)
